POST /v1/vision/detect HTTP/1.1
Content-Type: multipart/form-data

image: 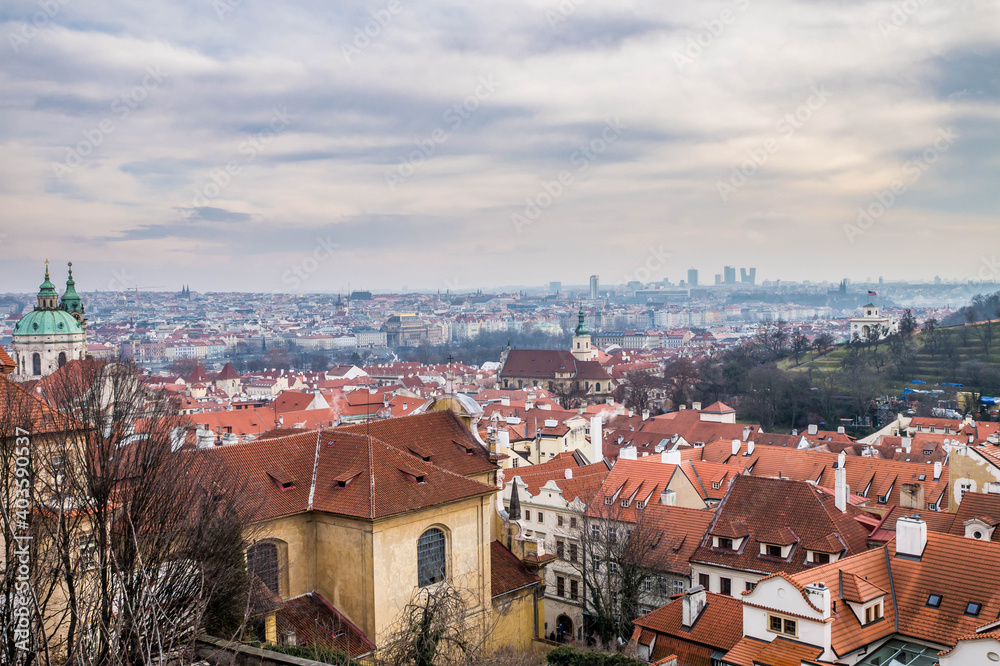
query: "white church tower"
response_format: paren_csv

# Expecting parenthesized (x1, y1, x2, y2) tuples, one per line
(12, 261, 88, 380)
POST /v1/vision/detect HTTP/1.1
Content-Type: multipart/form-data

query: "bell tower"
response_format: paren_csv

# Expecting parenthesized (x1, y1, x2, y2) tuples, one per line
(571, 305, 593, 361)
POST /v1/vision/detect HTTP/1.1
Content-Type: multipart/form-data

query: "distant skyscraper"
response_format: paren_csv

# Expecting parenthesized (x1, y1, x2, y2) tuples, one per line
(724, 266, 737, 284)
(715, 274, 722, 285)
(687, 269, 698, 287)
(549, 281, 562, 294)
(589, 275, 599, 299)
(740, 267, 757, 285)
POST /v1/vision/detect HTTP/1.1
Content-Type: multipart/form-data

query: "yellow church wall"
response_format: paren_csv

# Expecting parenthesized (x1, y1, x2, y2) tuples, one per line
(369, 495, 493, 645)
(489, 587, 540, 653)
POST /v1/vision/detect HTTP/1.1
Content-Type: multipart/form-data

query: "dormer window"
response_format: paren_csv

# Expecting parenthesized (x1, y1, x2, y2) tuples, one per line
(765, 544, 782, 558)
(605, 497, 613, 505)
(718, 537, 733, 550)
(635, 501, 645, 510)
(621, 499, 630, 508)
(864, 602, 883, 624)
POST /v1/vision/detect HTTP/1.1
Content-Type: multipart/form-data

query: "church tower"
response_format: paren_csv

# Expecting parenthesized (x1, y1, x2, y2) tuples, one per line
(12, 261, 88, 380)
(570, 305, 594, 361)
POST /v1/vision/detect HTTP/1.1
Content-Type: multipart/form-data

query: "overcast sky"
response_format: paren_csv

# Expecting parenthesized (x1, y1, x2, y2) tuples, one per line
(0, 0, 997, 293)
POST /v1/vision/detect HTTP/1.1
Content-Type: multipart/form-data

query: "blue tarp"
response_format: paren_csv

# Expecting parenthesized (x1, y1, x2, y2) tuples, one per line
(982, 396, 1000, 405)
(910, 380, 927, 385)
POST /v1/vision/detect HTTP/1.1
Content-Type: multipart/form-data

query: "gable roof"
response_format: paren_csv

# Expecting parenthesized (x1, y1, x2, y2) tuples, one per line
(500, 350, 612, 382)
(215, 362, 241, 380)
(632, 590, 743, 652)
(691, 475, 873, 576)
(0, 345, 15, 372)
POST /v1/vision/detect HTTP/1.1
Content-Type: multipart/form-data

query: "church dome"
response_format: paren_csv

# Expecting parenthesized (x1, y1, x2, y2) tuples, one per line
(14, 309, 85, 337)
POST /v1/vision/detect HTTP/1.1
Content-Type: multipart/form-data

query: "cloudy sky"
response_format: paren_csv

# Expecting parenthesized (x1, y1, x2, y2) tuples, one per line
(0, 0, 997, 293)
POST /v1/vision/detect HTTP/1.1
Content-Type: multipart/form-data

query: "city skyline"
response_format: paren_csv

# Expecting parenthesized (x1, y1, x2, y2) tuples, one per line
(2, 0, 999, 292)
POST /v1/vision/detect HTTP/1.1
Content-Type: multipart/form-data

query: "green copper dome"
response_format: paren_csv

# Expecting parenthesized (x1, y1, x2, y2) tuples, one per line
(14, 309, 85, 336)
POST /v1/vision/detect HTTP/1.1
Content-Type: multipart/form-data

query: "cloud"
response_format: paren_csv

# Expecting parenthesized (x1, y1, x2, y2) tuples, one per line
(0, 0, 998, 291)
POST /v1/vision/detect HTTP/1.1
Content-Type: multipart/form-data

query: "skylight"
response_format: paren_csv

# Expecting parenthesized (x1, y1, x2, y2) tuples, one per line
(926, 594, 942, 608)
(966, 602, 982, 617)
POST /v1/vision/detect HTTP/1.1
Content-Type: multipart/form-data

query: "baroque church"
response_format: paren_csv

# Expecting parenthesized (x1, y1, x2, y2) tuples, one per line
(11, 261, 88, 380)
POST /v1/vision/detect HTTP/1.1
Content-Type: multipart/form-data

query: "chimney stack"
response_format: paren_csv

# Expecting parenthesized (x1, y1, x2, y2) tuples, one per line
(682, 586, 707, 627)
(808, 424, 818, 436)
(731, 439, 741, 456)
(742, 426, 751, 442)
(896, 515, 928, 558)
(660, 489, 676, 506)
(837, 426, 846, 434)
(496, 428, 510, 454)
(661, 450, 681, 465)
(835, 451, 849, 513)
(933, 461, 942, 481)
(564, 468, 573, 480)
(747, 440, 755, 455)
(620, 447, 638, 461)
(642, 409, 650, 421)
(590, 416, 603, 463)
(804, 583, 831, 619)
(692, 401, 702, 411)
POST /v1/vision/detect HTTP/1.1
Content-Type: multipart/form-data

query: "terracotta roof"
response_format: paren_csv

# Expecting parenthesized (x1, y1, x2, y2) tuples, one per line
(632, 590, 743, 653)
(701, 401, 735, 414)
(205, 421, 497, 522)
(0, 373, 85, 434)
(273, 390, 317, 414)
(950, 492, 1000, 536)
(499, 350, 612, 382)
(641, 505, 717, 576)
(691, 476, 873, 577)
(275, 592, 375, 658)
(490, 541, 540, 597)
(215, 362, 241, 380)
(0, 345, 14, 371)
(732, 635, 823, 666)
(186, 365, 210, 384)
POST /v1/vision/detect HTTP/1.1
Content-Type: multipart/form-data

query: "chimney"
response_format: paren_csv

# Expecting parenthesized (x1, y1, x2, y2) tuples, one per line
(681, 586, 707, 627)
(837, 426, 846, 434)
(791, 428, 798, 436)
(835, 456, 849, 513)
(620, 447, 638, 460)
(496, 428, 510, 453)
(933, 461, 942, 481)
(804, 583, 831, 619)
(808, 424, 818, 436)
(661, 450, 681, 465)
(564, 468, 573, 480)
(902, 437, 912, 453)
(692, 401, 702, 411)
(747, 440, 755, 455)
(731, 439, 741, 456)
(742, 425, 751, 442)
(679, 404, 686, 410)
(659, 488, 676, 506)
(895, 515, 928, 558)
(590, 416, 603, 463)
(642, 409, 650, 421)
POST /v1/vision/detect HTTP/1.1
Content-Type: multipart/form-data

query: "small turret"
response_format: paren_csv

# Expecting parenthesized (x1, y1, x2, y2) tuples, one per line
(60, 262, 86, 328)
(36, 260, 59, 310)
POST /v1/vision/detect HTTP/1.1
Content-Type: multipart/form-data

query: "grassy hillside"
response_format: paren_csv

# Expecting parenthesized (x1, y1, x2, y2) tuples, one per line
(781, 320, 1000, 389)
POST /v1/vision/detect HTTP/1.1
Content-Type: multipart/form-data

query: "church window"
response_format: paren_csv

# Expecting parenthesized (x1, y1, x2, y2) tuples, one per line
(596, 383, 601, 392)
(247, 542, 280, 595)
(417, 528, 447, 587)
(32, 353, 41, 376)
(58, 352, 67, 368)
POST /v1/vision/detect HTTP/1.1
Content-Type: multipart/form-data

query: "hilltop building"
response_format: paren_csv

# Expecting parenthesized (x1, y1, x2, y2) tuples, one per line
(849, 304, 898, 341)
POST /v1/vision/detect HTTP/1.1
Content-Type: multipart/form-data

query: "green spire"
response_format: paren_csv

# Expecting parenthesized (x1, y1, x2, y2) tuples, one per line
(61, 261, 82, 313)
(39, 259, 57, 295)
(574, 305, 588, 336)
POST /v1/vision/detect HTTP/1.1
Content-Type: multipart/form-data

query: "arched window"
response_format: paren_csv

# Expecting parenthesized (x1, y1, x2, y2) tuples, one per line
(596, 383, 601, 392)
(32, 353, 41, 376)
(58, 352, 67, 368)
(247, 542, 279, 595)
(417, 528, 447, 587)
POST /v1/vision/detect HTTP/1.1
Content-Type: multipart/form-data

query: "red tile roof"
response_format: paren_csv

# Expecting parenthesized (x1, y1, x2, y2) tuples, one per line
(500, 350, 612, 382)
(632, 590, 743, 653)
(490, 541, 540, 597)
(275, 592, 375, 658)
(691, 476, 873, 577)
(0, 345, 14, 372)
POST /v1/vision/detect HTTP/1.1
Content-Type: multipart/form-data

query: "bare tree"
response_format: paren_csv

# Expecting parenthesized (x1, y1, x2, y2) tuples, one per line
(0, 361, 255, 666)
